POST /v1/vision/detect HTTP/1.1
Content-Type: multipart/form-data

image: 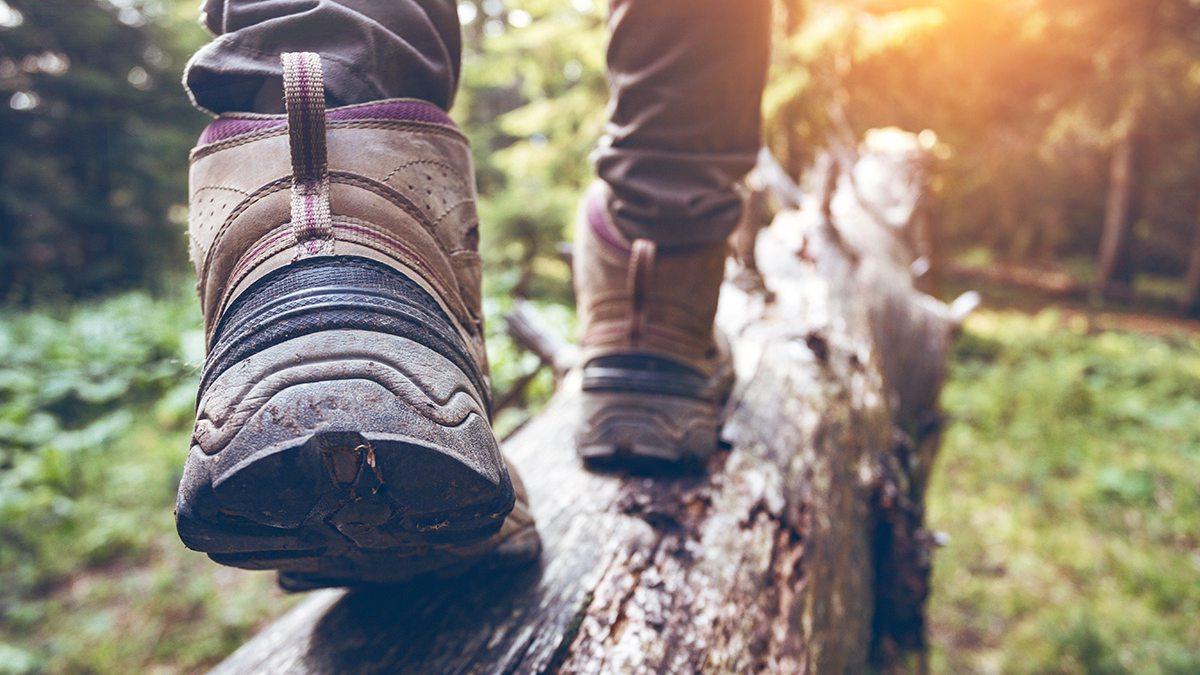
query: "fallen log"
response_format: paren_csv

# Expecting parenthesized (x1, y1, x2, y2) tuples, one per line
(211, 139, 965, 674)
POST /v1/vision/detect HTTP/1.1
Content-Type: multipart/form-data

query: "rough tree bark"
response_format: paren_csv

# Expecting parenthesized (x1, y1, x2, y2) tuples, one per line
(211, 139, 969, 674)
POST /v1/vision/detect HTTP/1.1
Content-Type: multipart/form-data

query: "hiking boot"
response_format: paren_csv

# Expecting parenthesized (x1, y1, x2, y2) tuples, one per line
(573, 183, 735, 469)
(174, 53, 539, 588)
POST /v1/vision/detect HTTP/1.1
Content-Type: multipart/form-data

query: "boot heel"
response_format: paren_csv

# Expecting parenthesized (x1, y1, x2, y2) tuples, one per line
(576, 389, 721, 469)
(176, 329, 514, 583)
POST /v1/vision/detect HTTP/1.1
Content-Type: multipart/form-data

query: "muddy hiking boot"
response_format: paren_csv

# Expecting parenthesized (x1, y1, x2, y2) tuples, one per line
(574, 183, 735, 469)
(174, 53, 539, 589)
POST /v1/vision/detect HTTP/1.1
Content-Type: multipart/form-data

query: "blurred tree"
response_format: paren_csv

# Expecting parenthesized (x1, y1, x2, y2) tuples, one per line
(0, 0, 206, 301)
(1184, 207, 1200, 315)
(455, 0, 607, 306)
(767, 0, 1200, 305)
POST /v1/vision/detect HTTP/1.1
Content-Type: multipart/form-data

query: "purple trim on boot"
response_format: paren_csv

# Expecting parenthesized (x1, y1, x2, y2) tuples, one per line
(197, 99, 455, 146)
(327, 100, 453, 125)
(198, 117, 284, 145)
(587, 188, 632, 254)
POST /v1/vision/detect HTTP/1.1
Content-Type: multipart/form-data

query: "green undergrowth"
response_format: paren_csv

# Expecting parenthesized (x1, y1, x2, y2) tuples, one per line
(928, 309, 1200, 673)
(0, 291, 292, 673)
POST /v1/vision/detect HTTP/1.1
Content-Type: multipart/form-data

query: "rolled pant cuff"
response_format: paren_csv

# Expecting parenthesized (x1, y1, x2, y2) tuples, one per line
(596, 151, 750, 248)
(602, 194, 742, 249)
(185, 38, 386, 115)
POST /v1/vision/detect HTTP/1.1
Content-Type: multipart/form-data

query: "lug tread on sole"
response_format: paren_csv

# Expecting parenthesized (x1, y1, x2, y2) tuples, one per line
(176, 429, 512, 586)
(576, 392, 724, 471)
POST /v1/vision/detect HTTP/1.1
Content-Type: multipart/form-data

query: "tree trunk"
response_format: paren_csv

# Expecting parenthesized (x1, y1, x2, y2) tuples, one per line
(1183, 202, 1200, 317)
(210, 145, 965, 675)
(1095, 101, 1143, 300)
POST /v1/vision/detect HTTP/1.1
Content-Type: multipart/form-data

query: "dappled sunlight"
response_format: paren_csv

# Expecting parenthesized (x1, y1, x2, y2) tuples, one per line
(2, 0, 1199, 671)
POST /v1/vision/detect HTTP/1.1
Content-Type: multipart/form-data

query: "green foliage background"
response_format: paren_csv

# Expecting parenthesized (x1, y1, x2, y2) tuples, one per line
(1, 0, 1199, 672)
(4, 0, 1200, 296)
(0, 0, 206, 300)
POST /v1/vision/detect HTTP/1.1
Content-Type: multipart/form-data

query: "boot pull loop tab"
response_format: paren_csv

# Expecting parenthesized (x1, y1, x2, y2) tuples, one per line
(281, 52, 334, 258)
(627, 238, 657, 343)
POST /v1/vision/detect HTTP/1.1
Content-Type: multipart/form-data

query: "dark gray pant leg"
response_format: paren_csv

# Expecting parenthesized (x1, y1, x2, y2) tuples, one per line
(187, 0, 771, 247)
(186, 0, 461, 114)
(596, 0, 772, 247)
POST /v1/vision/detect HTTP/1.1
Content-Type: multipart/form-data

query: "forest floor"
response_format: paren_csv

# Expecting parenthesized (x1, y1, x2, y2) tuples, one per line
(927, 308, 1200, 673)
(0, 291, 1197, 673)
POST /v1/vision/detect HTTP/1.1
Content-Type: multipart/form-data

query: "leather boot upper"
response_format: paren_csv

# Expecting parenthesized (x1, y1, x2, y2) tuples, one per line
(187, 54, 487, 379)
(573, 183, 728, 377)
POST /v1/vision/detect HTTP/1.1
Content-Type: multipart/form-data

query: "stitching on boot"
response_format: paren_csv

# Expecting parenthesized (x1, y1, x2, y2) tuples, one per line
(214, 216, 467, 337)
(381, 158, 463, 187)
(202, 174, 474, 336)
(197, 178, 291, 311)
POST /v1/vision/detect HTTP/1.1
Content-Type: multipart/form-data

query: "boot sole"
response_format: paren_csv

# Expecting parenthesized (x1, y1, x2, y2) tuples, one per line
(576, 390, 724, 471)
(175, 330, 514, 587)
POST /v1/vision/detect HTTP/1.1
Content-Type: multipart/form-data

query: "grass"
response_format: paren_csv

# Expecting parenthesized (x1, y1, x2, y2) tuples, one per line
(0, 294, 1196, 672)
(0, 292, 291, 674)
(927, 309, 1200, 673)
